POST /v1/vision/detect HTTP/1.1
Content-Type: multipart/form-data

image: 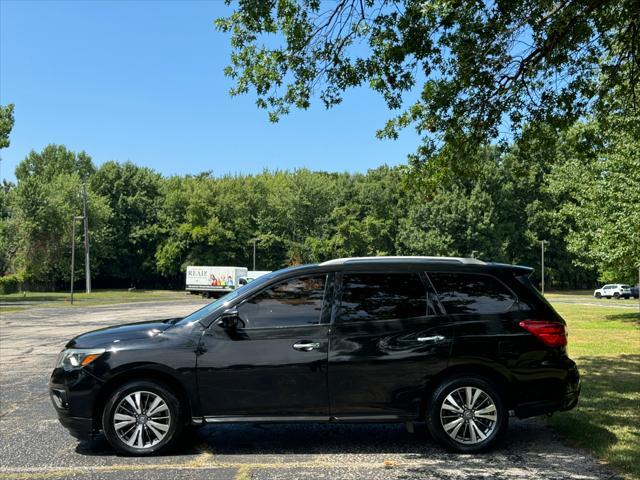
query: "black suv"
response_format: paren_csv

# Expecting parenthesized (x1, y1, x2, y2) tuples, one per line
(50, 256, 580, 455)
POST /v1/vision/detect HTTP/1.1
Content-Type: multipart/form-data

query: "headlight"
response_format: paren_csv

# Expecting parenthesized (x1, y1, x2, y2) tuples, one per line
(55, 348, 105, 370)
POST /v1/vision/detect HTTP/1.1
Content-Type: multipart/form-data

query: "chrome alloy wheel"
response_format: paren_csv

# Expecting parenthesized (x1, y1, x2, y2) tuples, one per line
(439, 386, 498, 445)
(113, 390, 171, 449)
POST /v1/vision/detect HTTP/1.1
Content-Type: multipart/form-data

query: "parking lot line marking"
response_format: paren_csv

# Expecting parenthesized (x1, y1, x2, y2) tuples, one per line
(234, 465, 253, 480)
(0, 458, 424, 479)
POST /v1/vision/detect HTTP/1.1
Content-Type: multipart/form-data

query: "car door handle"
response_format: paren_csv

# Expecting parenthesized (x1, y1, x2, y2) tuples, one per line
(417, 335, 446, 343)
(293, 341, 321, 351)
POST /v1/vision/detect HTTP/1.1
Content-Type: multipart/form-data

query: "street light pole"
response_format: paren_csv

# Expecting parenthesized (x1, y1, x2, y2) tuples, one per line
(541, 240, 549, 295)
(70, 216, 84, 305)
(82, 184, 91, 293)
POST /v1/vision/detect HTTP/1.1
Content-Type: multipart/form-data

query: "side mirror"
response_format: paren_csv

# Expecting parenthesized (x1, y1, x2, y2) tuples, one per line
(219, 309, 240, 329)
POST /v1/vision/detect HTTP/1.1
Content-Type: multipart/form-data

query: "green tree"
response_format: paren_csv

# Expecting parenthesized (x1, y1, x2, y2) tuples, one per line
(9, 145, 110, 287)
(216, 1, 639, 169)
(397, 184, 498, 258)
(547, 117, 640, 282)
(90, 161, 164, 285)
(0, 181, 17, 275)
(0, 103, 14, 150)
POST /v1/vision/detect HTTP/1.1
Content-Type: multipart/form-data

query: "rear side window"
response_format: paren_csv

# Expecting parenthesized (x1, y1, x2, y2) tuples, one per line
(428, 272, 516, 315)
(338, 272, 437, 323)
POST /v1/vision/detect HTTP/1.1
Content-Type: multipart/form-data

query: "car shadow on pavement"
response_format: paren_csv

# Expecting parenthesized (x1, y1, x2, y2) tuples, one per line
(74, 427, 208, 457)
(75, 423, 435, 457)
(199, 422, 433, 454)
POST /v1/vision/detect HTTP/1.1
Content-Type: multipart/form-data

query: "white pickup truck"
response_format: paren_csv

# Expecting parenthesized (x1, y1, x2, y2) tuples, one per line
(186, 266, 248, 297)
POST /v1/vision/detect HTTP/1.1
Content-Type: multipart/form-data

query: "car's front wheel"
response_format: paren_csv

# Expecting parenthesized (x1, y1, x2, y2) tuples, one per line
(426, 376, 508, 453)
(102, 380, 183, 456)
(595, 292, 602, 298)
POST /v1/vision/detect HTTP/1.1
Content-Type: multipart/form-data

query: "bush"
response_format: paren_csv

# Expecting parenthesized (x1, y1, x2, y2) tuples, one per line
(0, 273, 25, 294)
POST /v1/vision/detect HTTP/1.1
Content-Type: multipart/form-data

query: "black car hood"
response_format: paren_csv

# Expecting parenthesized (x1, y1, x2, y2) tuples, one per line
(66, 319, 179, 349)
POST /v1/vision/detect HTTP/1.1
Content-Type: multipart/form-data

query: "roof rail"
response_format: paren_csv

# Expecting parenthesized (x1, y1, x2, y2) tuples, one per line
(319, 256, 486, 266)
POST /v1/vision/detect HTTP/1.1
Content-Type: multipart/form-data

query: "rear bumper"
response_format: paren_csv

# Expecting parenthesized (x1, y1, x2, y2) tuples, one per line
(514, 362, 580, 418)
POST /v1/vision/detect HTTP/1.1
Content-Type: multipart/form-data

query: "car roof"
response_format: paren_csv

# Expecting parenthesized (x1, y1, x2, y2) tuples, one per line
(292, 256, 533, 274)
(319, 256, 485, 266)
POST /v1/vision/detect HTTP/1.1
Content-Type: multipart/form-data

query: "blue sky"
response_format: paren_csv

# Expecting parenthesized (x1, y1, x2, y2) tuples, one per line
(0, 0, 422, 182)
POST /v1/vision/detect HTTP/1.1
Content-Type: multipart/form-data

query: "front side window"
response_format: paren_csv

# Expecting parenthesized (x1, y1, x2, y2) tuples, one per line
(429, 272, 516, 315)
(338, 272, 437, 323)
(237, 275, 327, 329)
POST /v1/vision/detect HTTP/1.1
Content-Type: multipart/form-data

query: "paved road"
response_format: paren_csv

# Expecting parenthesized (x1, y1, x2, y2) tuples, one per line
(0, 301, 619, 480)
(546, 294, 640, 310)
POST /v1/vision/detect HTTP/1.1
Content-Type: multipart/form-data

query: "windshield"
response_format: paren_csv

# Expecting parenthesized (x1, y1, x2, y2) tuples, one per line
(176, 271, 279, 326)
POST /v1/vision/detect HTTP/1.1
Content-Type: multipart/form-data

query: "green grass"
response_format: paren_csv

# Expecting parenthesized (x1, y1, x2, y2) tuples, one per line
(547, 301, 640, 479)
(0, 289, 191, 309)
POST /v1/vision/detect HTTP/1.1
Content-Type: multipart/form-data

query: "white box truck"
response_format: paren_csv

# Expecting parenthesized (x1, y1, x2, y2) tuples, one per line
(186, 266, 248, 297)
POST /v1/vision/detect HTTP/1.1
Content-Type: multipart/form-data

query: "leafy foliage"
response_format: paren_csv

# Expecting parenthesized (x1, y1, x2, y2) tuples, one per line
(5, 146, 110, 288)
(546, 117, 640, 282)
(0, 103, 15, 150)
(0, 118, 635, 289)
(216, 0, 640, 170)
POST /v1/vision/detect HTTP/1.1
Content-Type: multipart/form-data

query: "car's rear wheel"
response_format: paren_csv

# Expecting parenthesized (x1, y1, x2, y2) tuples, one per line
(102, 380, 183, 456)
(426, 376, 508, 453)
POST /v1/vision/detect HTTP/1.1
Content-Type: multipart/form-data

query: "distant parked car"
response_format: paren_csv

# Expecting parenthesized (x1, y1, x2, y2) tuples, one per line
(593, 284, 632, 299)
(631, 284, 639, 299)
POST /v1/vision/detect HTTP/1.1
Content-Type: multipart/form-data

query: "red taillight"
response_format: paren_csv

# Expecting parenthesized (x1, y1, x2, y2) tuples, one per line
(518, 320, 567, 347)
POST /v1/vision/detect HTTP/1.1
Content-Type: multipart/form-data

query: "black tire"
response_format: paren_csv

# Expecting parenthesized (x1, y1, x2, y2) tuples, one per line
(595, 293, 602, 298)
(102, 380, 183, 456)
(426, 376, 508, 453)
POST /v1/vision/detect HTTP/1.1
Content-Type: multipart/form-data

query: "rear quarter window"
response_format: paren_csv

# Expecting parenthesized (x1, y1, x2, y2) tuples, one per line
(428, 272, 517, 315)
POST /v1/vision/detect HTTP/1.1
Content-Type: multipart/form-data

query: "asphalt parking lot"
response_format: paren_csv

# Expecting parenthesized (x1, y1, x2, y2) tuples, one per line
(0, 300, 620, 480)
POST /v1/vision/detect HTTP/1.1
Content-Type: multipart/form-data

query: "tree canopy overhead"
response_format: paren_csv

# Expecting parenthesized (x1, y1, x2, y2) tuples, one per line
(216, 0, 639, 167)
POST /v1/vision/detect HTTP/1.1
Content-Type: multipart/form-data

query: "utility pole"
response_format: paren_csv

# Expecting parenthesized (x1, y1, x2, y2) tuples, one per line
(251, 238, 259, 271)
(541, 240, 549, 295)
(70, 216, 84, 305)
(82, 183, 91, 293)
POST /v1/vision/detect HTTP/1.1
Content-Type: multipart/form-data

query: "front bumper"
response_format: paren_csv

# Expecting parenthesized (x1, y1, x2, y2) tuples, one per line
(56, 412, 95, 440)
(50, 387, 97, 440)
(49, 367, 103, 440)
